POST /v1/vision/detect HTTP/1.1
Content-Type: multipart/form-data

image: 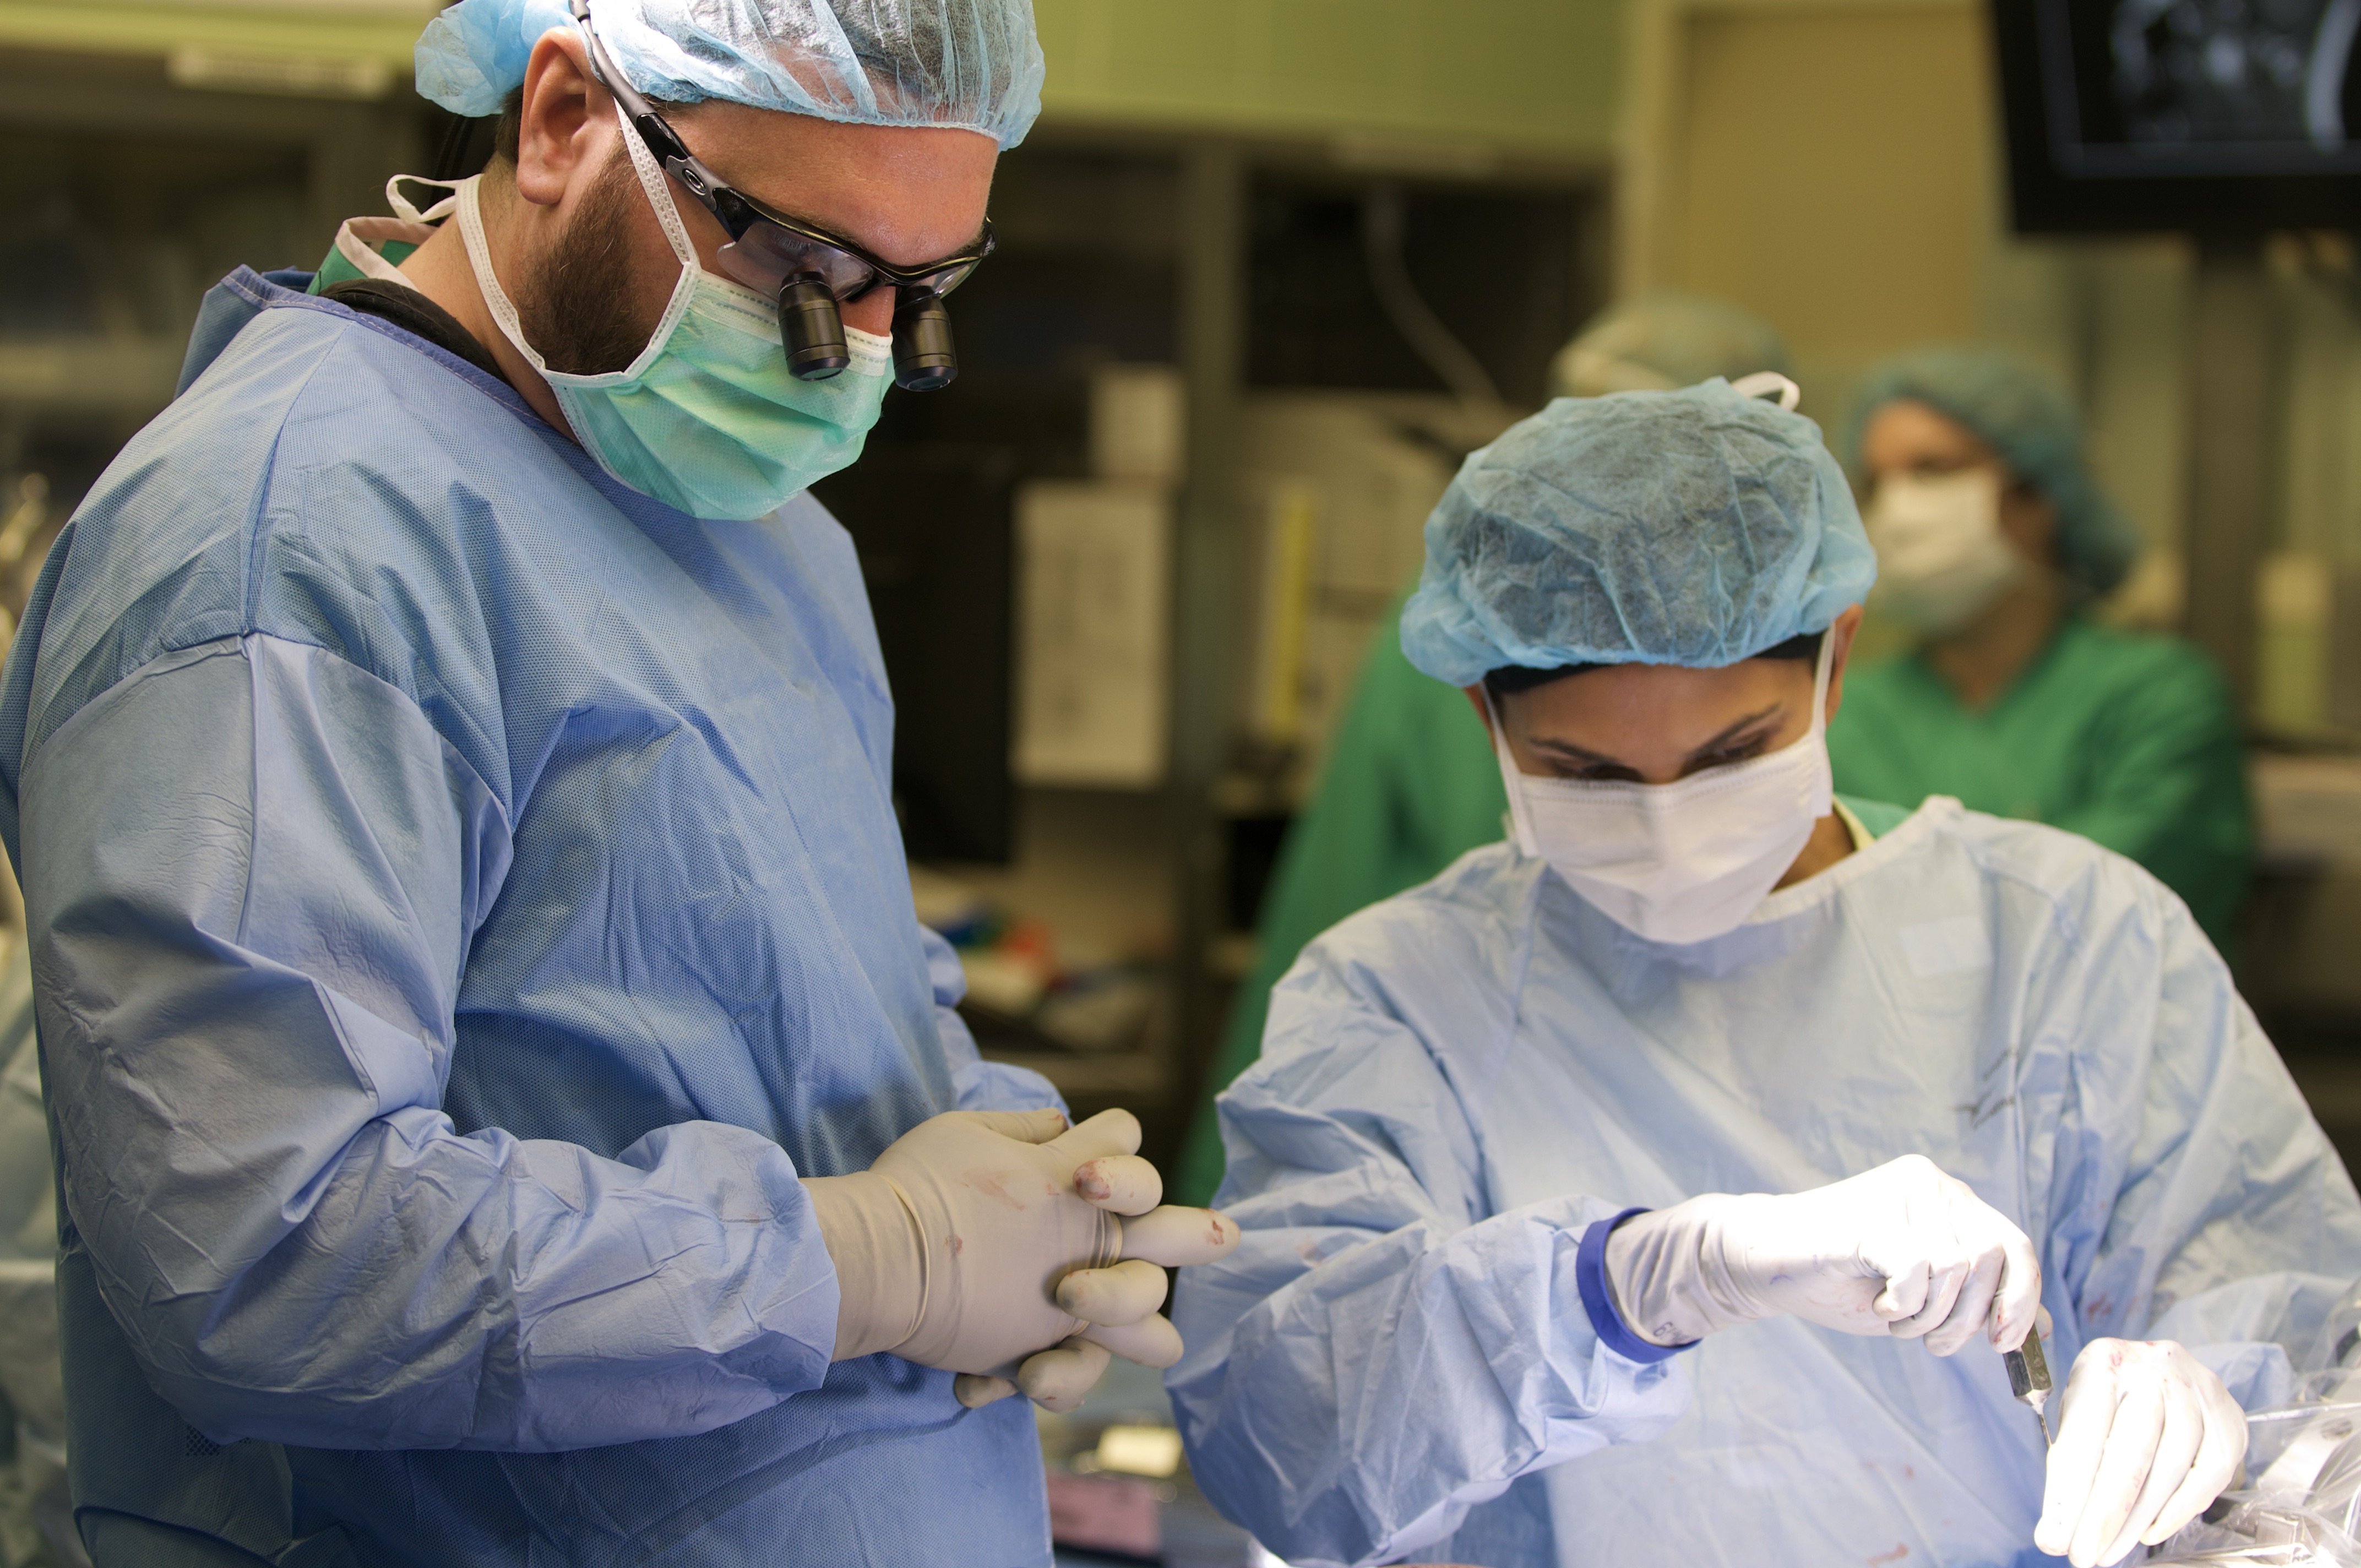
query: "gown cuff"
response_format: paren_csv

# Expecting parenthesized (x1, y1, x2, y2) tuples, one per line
(1577, 1206, 1698, 1365)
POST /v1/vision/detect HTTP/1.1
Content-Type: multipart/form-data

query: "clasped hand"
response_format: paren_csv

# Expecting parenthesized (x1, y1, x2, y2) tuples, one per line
(806, 1107, 1239, 1412)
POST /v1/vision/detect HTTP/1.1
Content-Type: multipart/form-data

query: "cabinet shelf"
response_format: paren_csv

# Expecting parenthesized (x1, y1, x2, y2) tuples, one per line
(0, 339, 184, 414)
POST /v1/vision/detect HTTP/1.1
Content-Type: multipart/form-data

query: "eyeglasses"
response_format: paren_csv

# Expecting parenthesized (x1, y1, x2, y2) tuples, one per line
(568, 0, 993, 391)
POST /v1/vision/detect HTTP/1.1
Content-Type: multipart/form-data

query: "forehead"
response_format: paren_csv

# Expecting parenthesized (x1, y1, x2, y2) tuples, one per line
(1515, 655, 1811, 742)
(661, 100, 999, 263)
(1859, 398, 1997, 473)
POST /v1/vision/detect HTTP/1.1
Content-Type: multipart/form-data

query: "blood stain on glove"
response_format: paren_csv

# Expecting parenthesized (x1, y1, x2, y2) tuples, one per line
(963, 1171, 1030, 1209)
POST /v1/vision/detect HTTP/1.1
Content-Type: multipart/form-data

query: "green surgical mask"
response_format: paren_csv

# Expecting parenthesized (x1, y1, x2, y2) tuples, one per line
(455, 103, 890, 521)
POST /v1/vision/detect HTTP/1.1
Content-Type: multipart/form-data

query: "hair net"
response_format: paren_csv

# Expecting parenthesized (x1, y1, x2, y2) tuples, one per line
(1400, 381, 1876, 685)
(1844, 345, 2140, 597)
(1548, 290, 1791, 400)
(415, 0, 1045, 147)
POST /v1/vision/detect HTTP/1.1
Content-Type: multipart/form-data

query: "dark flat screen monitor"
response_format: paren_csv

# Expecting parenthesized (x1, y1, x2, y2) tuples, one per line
(1993, 0, 2361, 230)
(810, 442, 1016, 865)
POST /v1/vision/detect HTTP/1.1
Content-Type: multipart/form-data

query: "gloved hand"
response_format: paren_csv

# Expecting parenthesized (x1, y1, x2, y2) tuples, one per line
(803, 1108, 1240, 1412)
(1602, 1154, 2042, 1355)
(2034, 1338, 2246, 1568)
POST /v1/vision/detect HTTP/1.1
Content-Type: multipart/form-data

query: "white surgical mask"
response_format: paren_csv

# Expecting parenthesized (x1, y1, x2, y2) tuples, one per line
(1489, 635, 1836, 945)
(1863, 467, 2020, 636)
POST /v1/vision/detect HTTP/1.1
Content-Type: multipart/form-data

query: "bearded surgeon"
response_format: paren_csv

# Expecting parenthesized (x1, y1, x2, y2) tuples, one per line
(1827, 346, 2251, 951)
(1169, 382, 2360, 1568)
(0, 1, 1238, 1563)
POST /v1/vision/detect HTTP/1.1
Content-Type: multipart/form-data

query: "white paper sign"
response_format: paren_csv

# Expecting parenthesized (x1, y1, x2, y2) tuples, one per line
(1014, 481, 1172, 788)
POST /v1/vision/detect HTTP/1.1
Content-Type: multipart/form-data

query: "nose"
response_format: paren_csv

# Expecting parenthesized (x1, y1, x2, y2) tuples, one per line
(841, 289, 895, 339)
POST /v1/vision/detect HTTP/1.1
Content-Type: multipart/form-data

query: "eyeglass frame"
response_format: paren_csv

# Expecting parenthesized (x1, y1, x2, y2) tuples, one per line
(564, 0, 997, 311)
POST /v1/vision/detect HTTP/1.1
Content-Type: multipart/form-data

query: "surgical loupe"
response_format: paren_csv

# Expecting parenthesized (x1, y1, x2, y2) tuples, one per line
(569, 0, 994, 391)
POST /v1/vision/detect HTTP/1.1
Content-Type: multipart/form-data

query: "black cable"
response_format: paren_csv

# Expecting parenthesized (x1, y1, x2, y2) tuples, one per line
(1361, 183, 1500, 406)
(429, 113, 499, 184)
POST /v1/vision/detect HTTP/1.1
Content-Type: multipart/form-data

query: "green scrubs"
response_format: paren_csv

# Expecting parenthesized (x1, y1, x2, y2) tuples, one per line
(1176, 597, 1506, 1206)
(1827, 616, 2251, 950)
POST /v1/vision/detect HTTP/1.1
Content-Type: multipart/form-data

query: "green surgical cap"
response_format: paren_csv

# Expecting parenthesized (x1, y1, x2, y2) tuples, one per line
(415, 0, 1043, 147)
(1401, 381, 1877, 687)
(1844, 345, 2140, 597)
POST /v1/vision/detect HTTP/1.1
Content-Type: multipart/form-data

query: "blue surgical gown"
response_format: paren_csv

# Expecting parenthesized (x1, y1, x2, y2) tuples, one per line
(0, 267, 1064, 1567)
(1169, 797, 2361, 1568)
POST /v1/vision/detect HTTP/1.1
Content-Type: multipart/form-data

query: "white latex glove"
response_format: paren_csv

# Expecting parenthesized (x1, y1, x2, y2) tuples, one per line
(2034, 1338, 2246, 1568)
(803, 1108, 1240, 1413)
(1603, 1154, 2042, 1355)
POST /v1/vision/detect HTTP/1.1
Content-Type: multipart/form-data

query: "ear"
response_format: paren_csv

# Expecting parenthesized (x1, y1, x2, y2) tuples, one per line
(1824, 604, 1866, 726)
(1462, 683, 1493, 737)
(513, 29, 612, 210)
(1999, 478, 2061, 570)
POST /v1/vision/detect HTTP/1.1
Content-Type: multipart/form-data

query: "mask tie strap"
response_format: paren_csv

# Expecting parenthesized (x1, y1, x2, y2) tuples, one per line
(387, 174, 464, 226)
(1482, 685, 1543, 859)
(601, 94, 704, 374)
(1728, 371, 1801, 410)
(1809, 625, 1837, 737)
(1800, 629, 1839, 824)
(451, 119, 689, 392)
(319, 174, 459, 292)
(454, 176, 557, 379)
(330, 221, 423, 288)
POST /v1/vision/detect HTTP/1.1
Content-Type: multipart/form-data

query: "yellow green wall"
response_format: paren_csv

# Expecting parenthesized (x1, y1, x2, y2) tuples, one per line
(0, 0, 1626, 156)
(1032, 0, 1623, 155)
(0, 2, 429, 67)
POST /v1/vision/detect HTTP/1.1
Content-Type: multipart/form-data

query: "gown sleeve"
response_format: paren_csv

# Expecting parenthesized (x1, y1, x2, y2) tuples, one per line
(20, 633, 847, 1453)
(1167, 916, 1691, 1568)
(2043, 853, 2361, 1403)
(1175, 603, 1504, 1208)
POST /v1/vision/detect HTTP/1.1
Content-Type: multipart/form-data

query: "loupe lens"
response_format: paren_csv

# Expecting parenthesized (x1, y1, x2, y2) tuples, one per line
(892, 290, 958, 391)
(779, 275, 850, 380)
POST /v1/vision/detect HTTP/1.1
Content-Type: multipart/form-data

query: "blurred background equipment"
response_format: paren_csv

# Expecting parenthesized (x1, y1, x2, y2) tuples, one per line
(0, 935, 73, 1568)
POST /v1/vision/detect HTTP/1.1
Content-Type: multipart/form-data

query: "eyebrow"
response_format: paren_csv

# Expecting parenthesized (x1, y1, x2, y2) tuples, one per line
(812, 216, 991, 268)
(747, 196, 992, 271)
(1527, 703, 1785, 771)
(676, 132, 993, 267)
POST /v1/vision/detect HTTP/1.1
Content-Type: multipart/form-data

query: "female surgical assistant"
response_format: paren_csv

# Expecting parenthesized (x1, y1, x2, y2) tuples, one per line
(1827, 346, 2251, 949)
(1173, 291, 1794, 1207)
(1168, 384, 2361, 1568)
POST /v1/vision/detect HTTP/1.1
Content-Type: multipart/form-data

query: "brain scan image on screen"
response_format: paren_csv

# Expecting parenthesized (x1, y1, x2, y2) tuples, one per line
(2109, 0, 2361, 147)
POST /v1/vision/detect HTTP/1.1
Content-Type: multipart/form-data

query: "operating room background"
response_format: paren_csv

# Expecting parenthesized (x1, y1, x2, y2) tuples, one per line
(10, 3, 2361, 1565)
(6, 0, 2361, 1223)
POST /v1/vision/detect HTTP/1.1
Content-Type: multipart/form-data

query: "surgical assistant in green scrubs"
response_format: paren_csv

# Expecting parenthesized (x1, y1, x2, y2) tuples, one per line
(1176, 291, 1792, 1206)
(1828, 346, 2251, 949)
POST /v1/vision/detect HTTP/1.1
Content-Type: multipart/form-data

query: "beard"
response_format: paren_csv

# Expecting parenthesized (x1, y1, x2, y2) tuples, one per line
(512, 149, 660, 377)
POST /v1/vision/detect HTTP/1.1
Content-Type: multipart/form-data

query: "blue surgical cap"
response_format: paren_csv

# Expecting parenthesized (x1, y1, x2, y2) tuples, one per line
(415, 0, 1045, 148)
(1845, 345, 2139, 597)
(1400, 381, 1877, 686)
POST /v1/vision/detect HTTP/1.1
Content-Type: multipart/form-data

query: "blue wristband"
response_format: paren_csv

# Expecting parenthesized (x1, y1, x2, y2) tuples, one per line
(1576, 1206, 1698, 1365)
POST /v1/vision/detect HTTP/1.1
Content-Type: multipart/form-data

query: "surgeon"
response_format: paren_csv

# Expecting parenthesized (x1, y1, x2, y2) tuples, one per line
(1829, 346, 2251, 949)
(1174, 290, 1793, 1207)
(1169, 383, 2361, 1568)
(0, 2, 1237, 1565)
